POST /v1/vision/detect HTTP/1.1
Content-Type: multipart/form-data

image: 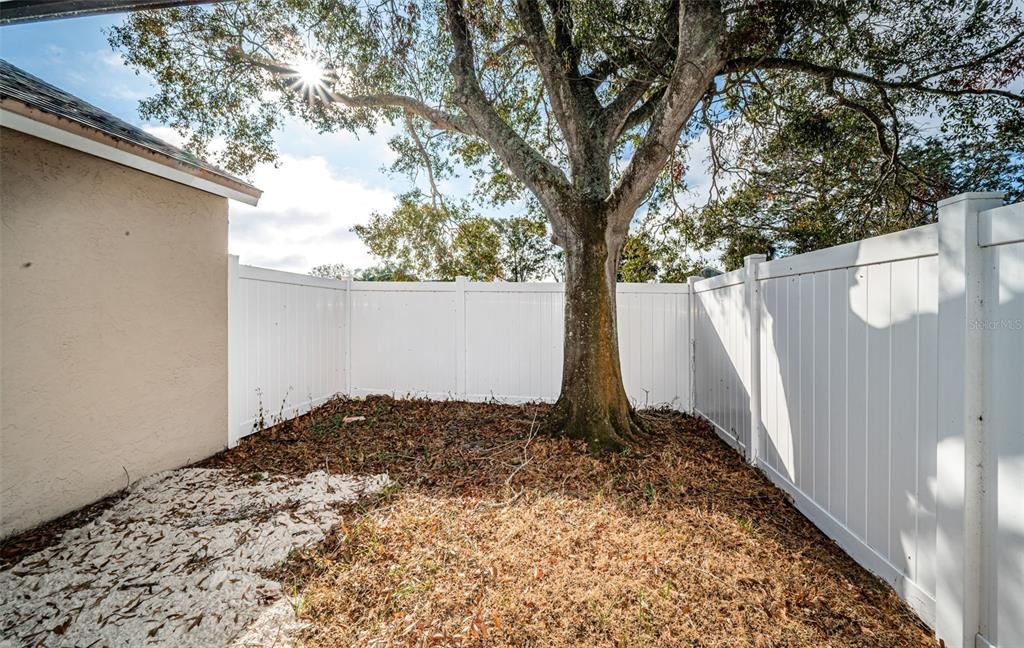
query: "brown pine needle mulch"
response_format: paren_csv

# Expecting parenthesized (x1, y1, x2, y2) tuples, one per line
(203, 395, 936, 648)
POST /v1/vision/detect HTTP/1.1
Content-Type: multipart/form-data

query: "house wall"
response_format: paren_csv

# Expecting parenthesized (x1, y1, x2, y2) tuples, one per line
(0, 127, 229, 537)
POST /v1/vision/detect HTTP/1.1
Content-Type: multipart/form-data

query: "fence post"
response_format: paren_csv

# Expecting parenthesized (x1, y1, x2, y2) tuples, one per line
(227, 254, 241, 449)
(934, 191, 1004, 648)
(455, 276, 468, 398)
(344, 275, 353, 397)
(686, 275, 700, 414)
(744, 254, 767, 465)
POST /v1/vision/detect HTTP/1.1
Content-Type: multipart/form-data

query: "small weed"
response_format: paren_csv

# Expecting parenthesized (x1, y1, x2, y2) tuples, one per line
(394, 579, 432, 598)
(251, 387, 292, 436)
(289, 586, 307, 616)
(307, 417, 334, 440)
(658, 577, 674, 599)
(444, 456, 467, 470)
(590, 597, 619, 629)
(636, 591, 653, 627)
(643, 483, 657, 505)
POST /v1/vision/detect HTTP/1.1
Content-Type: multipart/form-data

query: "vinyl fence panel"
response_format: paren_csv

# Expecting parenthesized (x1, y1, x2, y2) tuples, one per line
(692, 271, 750, 452)
(756, 237, 940, 624)
(463, 283, 564, 402)
(690, 193, 1023, 648)
(228, 262, 348, 446)
(616, 284, 692, 410)
(695, 225, 941, 626)
(349, 282, 459, 399)
(229, 273, 693, 446)
(978, 202, 1024, 648)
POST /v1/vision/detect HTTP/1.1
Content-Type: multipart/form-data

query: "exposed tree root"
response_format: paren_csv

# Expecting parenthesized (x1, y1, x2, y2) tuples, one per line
(540, 395, 653, 453)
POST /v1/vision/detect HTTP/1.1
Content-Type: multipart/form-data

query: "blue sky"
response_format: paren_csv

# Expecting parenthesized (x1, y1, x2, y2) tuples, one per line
(0, 13, 416, 272)
(0, 13, 716, 273)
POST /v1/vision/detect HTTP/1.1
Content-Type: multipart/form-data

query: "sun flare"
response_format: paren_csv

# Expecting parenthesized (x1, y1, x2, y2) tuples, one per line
(295, 57, 325, 87)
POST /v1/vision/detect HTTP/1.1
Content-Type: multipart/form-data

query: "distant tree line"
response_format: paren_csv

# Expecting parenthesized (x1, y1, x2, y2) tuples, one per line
(314, 191, 721, 283)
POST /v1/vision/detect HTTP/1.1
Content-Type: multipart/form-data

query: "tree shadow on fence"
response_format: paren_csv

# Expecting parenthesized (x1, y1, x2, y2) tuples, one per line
(693, 235, 1024, 644)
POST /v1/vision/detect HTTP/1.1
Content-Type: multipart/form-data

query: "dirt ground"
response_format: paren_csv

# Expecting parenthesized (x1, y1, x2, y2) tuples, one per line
(203, 395, 936, 648)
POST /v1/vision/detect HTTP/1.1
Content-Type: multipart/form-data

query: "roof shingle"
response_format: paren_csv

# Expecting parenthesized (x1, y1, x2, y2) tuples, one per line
(0, 58, 260, 200)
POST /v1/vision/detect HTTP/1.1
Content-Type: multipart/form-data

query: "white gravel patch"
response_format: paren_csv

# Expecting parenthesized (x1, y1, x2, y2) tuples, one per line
(0, 468, 388, 647)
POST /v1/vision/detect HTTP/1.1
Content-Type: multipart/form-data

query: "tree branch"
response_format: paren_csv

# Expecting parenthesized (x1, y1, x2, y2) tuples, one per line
(607, 0, 726, 226)
(329, 92, 472, 133)
(824, 81, 938, 204)
(911, 31, 1024, 84)
(603, 79, 655, 146)
(444, 0, 572, 235)
(600, 0, 680, 148)
(544, 0, 579, 71)
(610, 86, 666, 144)
(724, 56, 1024, 104)
(584, 56, 624, 87)
(404, 112, 444, 208)
(515, 0, 583, 164)
(823, 82, 894, 159)
(255, 58, 474, 134)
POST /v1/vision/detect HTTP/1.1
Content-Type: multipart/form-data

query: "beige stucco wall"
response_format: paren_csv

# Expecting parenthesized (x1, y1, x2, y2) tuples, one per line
(1, 127, 228, 536)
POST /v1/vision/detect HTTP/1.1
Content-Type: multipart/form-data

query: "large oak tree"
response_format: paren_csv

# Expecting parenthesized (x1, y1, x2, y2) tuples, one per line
(112, 0, 1024, 450)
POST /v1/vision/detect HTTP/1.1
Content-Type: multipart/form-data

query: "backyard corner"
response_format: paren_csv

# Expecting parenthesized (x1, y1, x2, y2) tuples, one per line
(3, 2, 1022, 645)
(215, 396, 934, 647)
(0, 394, 936, 647)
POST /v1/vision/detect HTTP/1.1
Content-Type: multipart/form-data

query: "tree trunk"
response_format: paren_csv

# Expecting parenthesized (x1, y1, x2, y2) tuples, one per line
(543, 218, 647, 452)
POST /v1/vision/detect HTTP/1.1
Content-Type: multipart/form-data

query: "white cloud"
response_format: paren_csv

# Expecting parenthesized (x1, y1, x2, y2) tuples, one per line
(228, 154, 396, 273)
(677, 127, 740, 210)
(142, 124, 401, 275)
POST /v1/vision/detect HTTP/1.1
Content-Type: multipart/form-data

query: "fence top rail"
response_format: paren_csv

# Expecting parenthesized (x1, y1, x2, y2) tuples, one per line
(616, 282, 691, 294)
(465, 281, 690, 294)
(238, 264, 349, 291)
(693, 268, 745, 292)
(234, 267, 692, 294)
(979, 202, 1023, 248)
(351, 281, 456, 292)
(757, 223, 938, 280)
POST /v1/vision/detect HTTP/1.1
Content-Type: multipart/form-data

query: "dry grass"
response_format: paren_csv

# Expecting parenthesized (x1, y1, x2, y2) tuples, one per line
(204, 396, 935, 648)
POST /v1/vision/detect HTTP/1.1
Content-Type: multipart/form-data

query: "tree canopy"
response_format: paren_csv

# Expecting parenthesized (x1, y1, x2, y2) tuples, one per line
(309, 261, 420, 281)
(350, 196, 702, 282)
(351, 193, 562, 281)
(111, 0, 1022, 272)
(111, 0, 1023, 449)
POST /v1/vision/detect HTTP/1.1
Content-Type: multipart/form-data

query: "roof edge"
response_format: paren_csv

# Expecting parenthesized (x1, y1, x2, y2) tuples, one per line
(0, 98, 262, 205)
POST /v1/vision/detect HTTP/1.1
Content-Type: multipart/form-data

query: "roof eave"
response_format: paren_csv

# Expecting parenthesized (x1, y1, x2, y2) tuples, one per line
(0, 98, 262, 206)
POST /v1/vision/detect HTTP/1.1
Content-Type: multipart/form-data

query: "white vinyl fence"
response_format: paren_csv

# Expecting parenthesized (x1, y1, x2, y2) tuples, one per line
(976, 201, 1024, 648)
(691, 192, 1022, 648)
(227, 191, 1020, 648)
(228, 268, 692, 448)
